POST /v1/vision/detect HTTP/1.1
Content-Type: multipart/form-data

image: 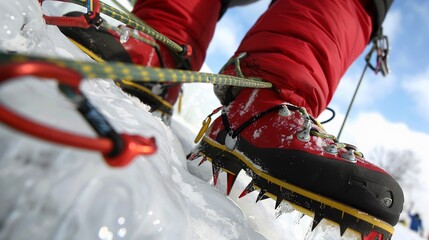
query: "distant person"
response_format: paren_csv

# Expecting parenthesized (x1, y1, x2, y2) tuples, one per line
(409, 211, 424, 236)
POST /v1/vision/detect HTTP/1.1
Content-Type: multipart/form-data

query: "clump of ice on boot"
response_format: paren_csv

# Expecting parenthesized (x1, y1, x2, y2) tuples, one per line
(305, 219, 361, 240)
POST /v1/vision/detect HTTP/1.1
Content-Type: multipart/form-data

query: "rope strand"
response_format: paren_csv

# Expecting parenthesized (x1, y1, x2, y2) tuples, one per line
(0, 52, 272, 88)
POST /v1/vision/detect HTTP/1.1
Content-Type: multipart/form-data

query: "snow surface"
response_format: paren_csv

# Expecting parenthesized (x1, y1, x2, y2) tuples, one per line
(0, 0, 424, 239)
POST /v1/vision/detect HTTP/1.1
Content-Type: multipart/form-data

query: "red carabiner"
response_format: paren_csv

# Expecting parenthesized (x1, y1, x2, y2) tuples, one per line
(0, 61, 156, 167)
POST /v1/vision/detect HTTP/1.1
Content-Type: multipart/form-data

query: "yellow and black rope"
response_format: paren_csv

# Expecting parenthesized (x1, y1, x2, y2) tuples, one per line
(0, 52, 272, 88)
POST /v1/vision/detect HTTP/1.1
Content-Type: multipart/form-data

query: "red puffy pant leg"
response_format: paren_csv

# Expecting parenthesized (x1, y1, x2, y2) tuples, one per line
(132, 0, 221, 71)
(235, 0, 374, 116)
(133, 0, 374, 117)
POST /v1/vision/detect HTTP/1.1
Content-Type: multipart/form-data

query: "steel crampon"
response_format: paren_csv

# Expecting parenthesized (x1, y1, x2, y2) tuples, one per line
(189, 147, 391, 240)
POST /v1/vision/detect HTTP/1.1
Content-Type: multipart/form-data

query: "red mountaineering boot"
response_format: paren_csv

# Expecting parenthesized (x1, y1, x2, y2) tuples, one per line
(58, 12, 187, 124)
(190, 0, 403, 238)
(191, 85, 403, 240)
(57, 0, 221, 125)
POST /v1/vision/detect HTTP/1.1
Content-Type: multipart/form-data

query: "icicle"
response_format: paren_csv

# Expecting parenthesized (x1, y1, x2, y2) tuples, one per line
(274, 201, 295, 219)
(255, 189, 267, 203)
(294, 212, 305, 225)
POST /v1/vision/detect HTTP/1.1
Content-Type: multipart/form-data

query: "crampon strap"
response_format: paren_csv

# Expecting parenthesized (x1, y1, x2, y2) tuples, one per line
(39, 0, 103, 28)
(39, 0, 191, 58)
(0, 61, 157, 167)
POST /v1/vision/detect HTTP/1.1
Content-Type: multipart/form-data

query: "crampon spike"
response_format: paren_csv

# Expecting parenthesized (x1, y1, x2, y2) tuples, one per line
(275, 196, 283, 209)
(339, 224, 348, 237)
(239, 181, 255, 198)
(212, 164, 221, 187)
(198, 156, 208, 166)
(311, 212, 324, 231)
(226, 172, 237, 195)
(187, 151, 200, 161)
(256, 189, 267, 203)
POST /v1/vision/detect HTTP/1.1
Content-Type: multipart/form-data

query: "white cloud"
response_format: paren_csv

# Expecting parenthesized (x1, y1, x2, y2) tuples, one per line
(344, 112, 428, 155)
(358, 73, 397, 105)
(402, 66, 429, 122)
(382, 9, 402, 44)
(329, 74, 359, 107)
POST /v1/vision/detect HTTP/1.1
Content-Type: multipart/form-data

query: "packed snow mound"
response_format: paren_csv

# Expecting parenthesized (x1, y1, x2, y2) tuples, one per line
(0, 0, 420, 239)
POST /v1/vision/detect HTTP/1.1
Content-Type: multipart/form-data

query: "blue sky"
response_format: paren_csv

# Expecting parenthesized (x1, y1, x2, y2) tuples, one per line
(346, 1, 429, 135)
